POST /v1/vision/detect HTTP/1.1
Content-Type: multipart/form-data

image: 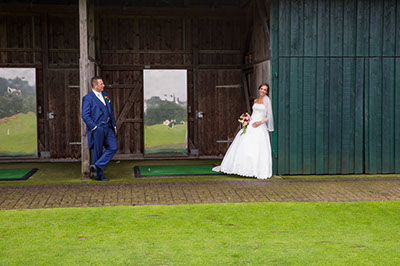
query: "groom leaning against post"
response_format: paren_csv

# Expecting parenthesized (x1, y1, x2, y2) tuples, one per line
(81, 76, 118, 181)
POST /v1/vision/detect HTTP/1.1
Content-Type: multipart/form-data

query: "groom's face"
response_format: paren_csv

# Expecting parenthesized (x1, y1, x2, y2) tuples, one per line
(93, 79, 105, 92)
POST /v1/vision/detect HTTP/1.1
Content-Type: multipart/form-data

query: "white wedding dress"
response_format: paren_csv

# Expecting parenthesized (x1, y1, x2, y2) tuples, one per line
(213, 97, 273, 179)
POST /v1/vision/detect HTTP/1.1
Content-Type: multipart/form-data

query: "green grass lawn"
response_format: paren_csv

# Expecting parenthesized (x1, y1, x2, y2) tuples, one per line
(144, 124, 186, 152)
(0, 112, 37, 156)
(1, 202, 399, 264)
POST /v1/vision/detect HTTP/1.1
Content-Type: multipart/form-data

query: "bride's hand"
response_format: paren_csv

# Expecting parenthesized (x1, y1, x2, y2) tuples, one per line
(252, 121, 261, 128)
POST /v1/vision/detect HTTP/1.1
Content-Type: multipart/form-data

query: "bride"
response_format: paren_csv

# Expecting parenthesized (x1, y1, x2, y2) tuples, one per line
(213, 83, 274, 179)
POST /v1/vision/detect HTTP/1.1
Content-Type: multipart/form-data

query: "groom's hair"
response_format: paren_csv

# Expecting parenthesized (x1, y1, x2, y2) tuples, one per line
(258, 83, 270, 95)
(91, 76, 103, 88)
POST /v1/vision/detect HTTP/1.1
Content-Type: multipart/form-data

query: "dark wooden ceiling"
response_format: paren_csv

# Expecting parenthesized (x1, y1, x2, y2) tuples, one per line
(0, 0, 252, 8)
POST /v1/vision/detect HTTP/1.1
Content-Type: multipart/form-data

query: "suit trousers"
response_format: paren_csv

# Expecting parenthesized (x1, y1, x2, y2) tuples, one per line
(92, 123, 118, 174)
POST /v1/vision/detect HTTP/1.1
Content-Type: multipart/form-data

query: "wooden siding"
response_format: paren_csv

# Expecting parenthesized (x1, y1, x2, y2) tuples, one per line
(99, 13, 246, 156)
(272, 0, 400, 174)
(0, 6, 247, 158)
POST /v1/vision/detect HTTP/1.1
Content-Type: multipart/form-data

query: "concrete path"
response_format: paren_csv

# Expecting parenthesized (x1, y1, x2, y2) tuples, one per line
(1, 177, 400, 210)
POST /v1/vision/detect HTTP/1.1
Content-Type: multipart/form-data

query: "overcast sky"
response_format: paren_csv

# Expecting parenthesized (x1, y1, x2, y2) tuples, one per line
(0, 68, 36, 86)
(144, 70, 187, 102)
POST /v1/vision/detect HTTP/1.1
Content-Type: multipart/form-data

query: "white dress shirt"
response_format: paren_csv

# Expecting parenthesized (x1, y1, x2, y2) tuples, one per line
(93, 90, 106, 106)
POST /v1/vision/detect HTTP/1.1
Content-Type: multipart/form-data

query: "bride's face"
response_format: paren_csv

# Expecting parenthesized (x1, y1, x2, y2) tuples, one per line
(259, 86, 268, 97)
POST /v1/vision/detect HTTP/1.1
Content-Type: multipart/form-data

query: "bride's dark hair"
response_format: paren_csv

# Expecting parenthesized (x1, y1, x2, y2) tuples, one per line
(258, 83, 270, 96)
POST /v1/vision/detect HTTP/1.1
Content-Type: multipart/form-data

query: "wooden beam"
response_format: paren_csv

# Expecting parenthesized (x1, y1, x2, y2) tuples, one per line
(97, 7, 243, 18)
(115, 81, 142, 130)
(0, 4, 77, 14)
(100, 64, 242, 71)
(240, 0, 252, 8)
(79, 0, 95, 177)
(192, 17, 199, 151)
(0, 48, 42, 52)
(99, 49, 241, 54)
(41, 13, 50, 157)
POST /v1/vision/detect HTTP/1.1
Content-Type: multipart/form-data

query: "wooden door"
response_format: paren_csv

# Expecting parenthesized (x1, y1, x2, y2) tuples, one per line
(196, 70, 244, 156)
(48, 69, 81, 158)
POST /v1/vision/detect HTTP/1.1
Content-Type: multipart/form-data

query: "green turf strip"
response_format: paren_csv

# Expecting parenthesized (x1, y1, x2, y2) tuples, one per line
(0, 168, 37, 180)
(135, 164, 220, 177)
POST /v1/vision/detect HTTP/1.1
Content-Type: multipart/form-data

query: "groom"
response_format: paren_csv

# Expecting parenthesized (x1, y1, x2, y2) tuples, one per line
(81, 76, 118, 181)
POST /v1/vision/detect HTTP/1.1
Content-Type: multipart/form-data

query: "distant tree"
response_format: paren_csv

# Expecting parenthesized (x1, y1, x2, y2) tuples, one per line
(0, 94, 23, 119)
(0, 76, 36, 119)
(145, 96, 186, 126)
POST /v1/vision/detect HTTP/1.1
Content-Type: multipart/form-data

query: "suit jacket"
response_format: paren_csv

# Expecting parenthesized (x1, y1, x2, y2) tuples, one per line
(81, 91, 116, 149)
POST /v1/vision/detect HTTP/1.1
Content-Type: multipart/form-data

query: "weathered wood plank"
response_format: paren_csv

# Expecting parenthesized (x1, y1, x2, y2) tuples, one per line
(277, 58, 290, 173)
(40, 14, 50, 155)
(115, 81, 141, 130)
(330, 0, 343, 56)
(382, 58, 395, 173)
(356, 0, 370, 56)
(354, 58, 364, 173)
(395, 58, 400, 173)
(342, 58, 356, 173)
(368, 58, 382, 174)
(303, 0, 317, 56)
(278, 0, 291, 57)
(315, 58, 329, 174)
(383, 0, 396, 56)
(271, 0, 279, 174)
(369, 0, 383, 56)
(290, 0, 303, 57)
(79, 0, 93, 174)
(317, 0, 329, 56)
(328, 58, 342, 174)
(0, 16, 8, 63)
(303, 58, 316, 174)
(397, 0, 400, 56)
(289, 58, 300, 174)
(48, 70, 67, 157)
(343, 0, 356, 56)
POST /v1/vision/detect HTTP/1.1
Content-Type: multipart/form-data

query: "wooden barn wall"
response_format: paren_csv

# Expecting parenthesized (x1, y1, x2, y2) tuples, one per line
(99, 11, 246, 156)
(0, 6, 247, 158)
(1, 13, 43, 157)
(243, 0, 271, 98)
(0, 10, 82, 159)
(47, 14, 81, 159)
(272, 0, 400, 174)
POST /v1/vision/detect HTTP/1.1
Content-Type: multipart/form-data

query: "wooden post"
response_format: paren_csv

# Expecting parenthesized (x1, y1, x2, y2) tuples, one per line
(79, 0, 95, 177)
(41, 13, 50, 158)
(192, 17, 199, 152)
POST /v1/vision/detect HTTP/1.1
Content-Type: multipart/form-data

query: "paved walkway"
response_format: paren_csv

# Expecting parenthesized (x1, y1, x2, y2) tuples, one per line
(1, 177, 400, 210)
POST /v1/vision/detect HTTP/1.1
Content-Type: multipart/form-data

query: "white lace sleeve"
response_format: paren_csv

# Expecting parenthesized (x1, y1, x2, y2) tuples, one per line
(261, 96, 274, 132)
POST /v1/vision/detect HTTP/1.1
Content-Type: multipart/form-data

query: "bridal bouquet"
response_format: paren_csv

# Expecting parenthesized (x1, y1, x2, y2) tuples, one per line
(238, 112, 251, 135)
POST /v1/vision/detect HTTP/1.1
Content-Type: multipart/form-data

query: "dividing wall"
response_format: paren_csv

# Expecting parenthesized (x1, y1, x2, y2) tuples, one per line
(272, 0, 400, 174)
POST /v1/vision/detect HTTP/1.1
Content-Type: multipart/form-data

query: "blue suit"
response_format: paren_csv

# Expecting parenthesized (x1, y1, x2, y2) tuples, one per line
(81, 90, 118, 175)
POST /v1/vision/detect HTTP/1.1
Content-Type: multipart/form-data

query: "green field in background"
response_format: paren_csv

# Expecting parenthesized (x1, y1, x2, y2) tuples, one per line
(0, 112, 37, 156)
(145, 124, 186, 151)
